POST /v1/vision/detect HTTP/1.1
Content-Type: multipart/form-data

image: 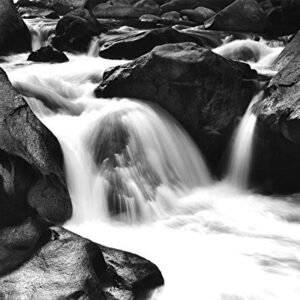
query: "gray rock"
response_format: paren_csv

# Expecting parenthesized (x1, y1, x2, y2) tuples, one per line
(96, 42, 259, 172)
(0, 227, 164, 300)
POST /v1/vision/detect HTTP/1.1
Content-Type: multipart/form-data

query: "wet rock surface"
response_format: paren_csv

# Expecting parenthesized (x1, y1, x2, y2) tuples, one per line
(96, 42, 259, 172)
(0, 227, 164, 300)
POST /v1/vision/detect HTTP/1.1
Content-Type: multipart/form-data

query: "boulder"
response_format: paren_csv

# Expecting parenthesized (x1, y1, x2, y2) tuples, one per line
(96, 43, 259, 172)
(99, 27, 222, 59)
(205, 0, 269, 33)
(181, 7, 215, 24)
(161, 11, 181, 20)
(272, 30, 300, 72)
(161, 0, 234, 13)
(0, 67, 71, 223)
(0, 0, 31, 55)
(16, 0, 86, 15)
(253, 44, 300, 193)
(27, 46, 69, 63)
(52, 8, 105, 52)
(0, 226, 164, 300)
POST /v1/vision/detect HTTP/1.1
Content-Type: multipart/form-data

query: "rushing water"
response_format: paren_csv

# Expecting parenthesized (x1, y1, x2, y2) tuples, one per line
(3, 31, 300, 300)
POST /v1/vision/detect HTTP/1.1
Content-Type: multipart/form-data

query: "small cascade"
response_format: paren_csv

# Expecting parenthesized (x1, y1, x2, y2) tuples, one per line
(213, 39, 283, 76)
(226, 92, 263, 189)
(9, 58, 212, 224)
(87, 37, 100, 57)
(24, 19, 57, 51)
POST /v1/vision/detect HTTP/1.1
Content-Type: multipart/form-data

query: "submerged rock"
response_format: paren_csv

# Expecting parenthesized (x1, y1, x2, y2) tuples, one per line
(96, 42, 259, 172)
(28, 46, 69, 63)
(0, 227, 164, 300)
(0, 0, 31, 55)
(205, 0, 269, 33)
(52, 8, 105, 53)
(0, 67, 71, 223)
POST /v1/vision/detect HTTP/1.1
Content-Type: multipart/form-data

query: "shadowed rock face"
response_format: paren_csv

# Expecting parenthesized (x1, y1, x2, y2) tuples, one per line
(0, 227, 164, 300)
(96, 42, 259, 173)
(0, 0, 31, 55)
(252, 32, 300, 193)
(0, 67, 71, 223)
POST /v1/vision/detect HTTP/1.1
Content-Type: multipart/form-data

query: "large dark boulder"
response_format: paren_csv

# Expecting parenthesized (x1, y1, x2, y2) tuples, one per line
(0, 226, 164, 299)
(96, 43, 259, 172)
(253, 37, 300, 193)
(0, 67, 71, 223)
(0, 0, 31, 55)
(16, 0, 86, 15)
(205, 0, 269, 33)
(28, 46, 69, 63)
(52, 8, 105, 52)
(99, 27, 222, 59)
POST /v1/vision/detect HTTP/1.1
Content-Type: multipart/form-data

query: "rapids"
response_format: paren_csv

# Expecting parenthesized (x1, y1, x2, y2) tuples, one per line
(2, 31, 300, 300)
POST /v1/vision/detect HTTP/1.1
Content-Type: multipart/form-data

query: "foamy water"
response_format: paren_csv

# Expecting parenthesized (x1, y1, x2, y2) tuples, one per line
(3, 35, 300, 300)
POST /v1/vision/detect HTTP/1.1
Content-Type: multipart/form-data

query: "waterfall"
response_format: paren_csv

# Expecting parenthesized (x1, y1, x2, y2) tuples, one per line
(9, 56, 211, 223)
(226, 92, 263, 189)
(24, 19, 57, 51)
(5, 46, 300, 300)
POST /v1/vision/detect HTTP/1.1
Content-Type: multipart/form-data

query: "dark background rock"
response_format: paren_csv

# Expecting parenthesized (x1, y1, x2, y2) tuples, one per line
(96, 43, 259, 173)
(16, 0, 87, 15)
(99, 27, 222, 59)
(0, 227, 164, 300)
(28, 46, 69, 63)
(205, 0, 269, 33)
(52, 8, 106, 52)
(0, 0, 31, 55)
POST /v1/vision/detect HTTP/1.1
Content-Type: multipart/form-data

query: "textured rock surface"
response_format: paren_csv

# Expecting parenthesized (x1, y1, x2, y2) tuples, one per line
(0, 227, 164, 300)
(0, 67, 71, 223)
(252, 39, 300, 193)
(96, 42, 259, 172)
(0, 0, 31, 55)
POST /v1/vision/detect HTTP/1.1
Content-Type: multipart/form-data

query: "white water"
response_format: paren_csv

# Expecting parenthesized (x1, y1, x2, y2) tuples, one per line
(3, 38, 300, 300)
(226, 92, 263, 189)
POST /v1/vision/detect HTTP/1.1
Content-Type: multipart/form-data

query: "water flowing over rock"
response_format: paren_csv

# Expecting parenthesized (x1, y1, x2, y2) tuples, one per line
(0, 67, 71, 223)
(253, 36, 300, 193)
(205, 0, 269, 33)
(0, 226, 164, 299)
(16, 0, 87, 15)
(28, 46, 69, 63)
(52, 8, 105, 53)
(96, 42, 259, 172)
(0, 0, 31, 55)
